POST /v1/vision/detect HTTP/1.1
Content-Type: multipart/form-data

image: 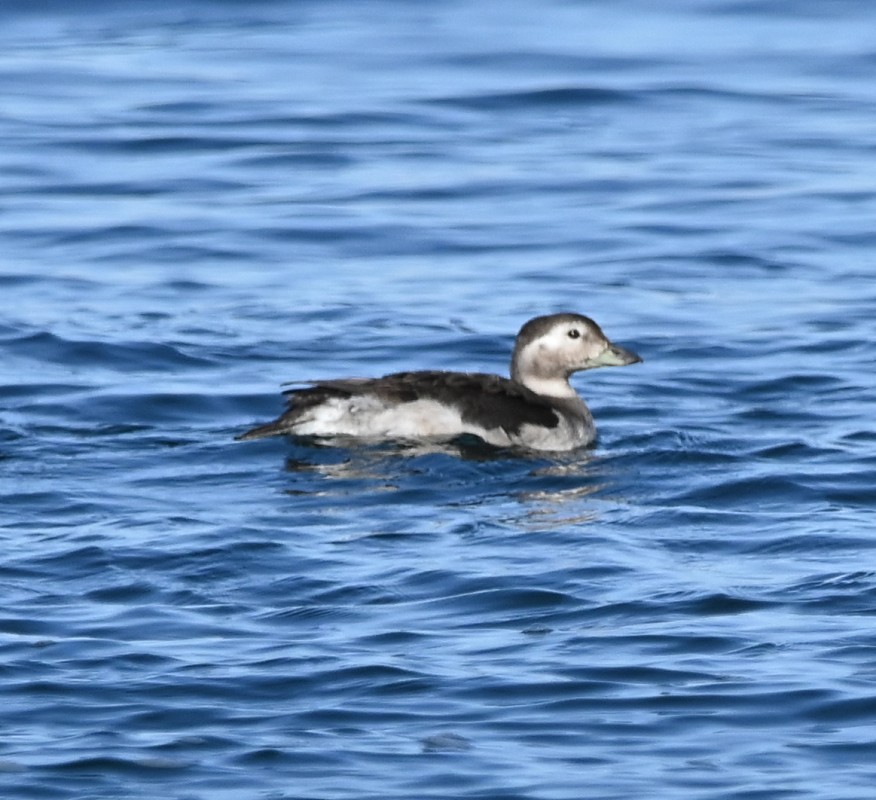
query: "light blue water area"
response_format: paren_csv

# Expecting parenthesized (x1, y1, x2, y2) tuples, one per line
(2, 1, 876, 798)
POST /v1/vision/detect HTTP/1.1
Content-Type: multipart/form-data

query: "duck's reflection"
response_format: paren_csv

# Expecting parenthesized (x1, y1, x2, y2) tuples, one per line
(278, 436, 608, 527)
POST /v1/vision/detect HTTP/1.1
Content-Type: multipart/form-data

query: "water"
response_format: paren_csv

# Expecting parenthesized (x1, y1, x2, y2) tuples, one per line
(2, 1, 876, 798)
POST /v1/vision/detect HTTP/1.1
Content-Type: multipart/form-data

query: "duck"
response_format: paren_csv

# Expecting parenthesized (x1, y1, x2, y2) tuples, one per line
(236, 313, 641, 451)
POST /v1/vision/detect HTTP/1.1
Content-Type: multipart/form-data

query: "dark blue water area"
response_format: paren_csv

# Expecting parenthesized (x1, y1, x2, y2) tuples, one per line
(2, 1, 876, 798)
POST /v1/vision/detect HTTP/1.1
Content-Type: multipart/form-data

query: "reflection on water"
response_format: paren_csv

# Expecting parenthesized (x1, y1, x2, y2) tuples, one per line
(278, 436, 609, 528)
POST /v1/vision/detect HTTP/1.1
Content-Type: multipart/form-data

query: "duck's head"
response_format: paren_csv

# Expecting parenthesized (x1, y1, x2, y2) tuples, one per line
(510, 313, 641, 397)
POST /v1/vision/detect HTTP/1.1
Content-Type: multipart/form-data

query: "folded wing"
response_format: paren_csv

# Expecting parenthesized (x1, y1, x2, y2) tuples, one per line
(235, 370, 560, 441)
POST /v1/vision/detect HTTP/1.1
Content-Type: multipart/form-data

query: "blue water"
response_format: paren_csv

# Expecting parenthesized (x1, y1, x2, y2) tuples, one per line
(2, 1, 876, 798)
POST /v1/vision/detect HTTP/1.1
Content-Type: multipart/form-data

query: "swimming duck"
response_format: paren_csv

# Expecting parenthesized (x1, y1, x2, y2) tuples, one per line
(237, 313, 641, 451)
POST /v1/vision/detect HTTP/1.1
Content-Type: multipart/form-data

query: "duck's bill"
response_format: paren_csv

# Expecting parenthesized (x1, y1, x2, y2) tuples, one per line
(590, 342, 642, 368)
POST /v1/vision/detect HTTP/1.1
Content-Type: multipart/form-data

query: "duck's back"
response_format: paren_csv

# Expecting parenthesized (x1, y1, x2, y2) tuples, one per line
(235, 370, 589, 448)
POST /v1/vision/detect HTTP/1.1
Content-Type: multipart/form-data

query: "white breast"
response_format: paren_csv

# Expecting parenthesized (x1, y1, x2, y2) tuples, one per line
(513, 415, 594, 450)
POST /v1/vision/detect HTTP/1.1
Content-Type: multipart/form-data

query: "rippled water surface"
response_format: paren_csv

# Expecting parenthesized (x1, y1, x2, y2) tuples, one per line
(2, 1, 876, 798)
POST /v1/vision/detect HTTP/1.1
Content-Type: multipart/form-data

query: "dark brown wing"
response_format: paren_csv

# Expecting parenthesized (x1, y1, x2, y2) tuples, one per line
(236, 370, 560, 441)
(359, 371, 560, 434)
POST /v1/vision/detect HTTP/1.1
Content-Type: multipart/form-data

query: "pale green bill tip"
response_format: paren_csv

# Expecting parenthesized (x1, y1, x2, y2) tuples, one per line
(591, 342, 642, 367)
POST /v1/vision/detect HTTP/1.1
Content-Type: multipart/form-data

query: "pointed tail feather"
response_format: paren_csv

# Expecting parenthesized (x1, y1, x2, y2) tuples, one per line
(234, 420, 289, 441)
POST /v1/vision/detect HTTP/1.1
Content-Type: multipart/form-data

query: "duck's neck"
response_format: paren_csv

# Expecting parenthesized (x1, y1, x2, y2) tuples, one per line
(515, 373, 578, 399)
(511, 341, 580, 399)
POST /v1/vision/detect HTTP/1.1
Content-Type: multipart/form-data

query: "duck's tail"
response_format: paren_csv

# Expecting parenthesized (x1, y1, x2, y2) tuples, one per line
(234, 420, 289, 441)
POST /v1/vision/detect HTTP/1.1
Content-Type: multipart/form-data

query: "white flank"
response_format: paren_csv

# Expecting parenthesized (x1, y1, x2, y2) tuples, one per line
(291, 396, 502, 442)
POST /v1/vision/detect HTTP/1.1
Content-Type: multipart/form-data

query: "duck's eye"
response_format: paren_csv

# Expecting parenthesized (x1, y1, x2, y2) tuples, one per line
(567, 329, 581, 339)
